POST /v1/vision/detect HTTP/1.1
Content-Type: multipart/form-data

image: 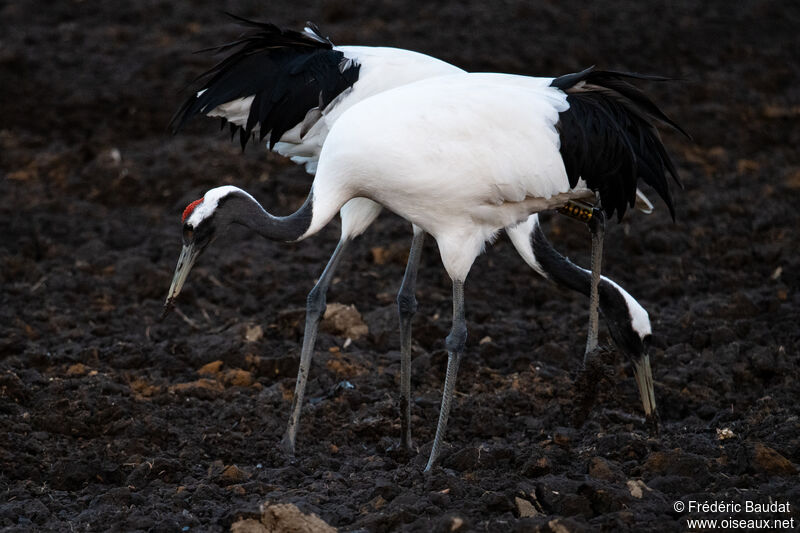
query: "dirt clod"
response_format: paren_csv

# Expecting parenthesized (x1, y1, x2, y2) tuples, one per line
(751, 443, 798, 476)
(198, 360, 224, 376)
(588, 457, 624, 482)
(168, 378, 225, 397)
(260, 503, 336, 533)
(322, 303, 369, 340)
(219, 465, 251, 484)
(515, 496, 538, 518)
(223, 368, 255, 387)
(231, 518, 268, 533)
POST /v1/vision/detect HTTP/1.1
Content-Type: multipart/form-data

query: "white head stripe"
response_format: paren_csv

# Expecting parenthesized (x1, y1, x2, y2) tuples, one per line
(606, 278, 652, 338)
(186, 185, 247, 227)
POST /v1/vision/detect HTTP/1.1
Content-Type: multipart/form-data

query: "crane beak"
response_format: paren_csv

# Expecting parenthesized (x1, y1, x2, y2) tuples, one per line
(160, 243, 201, 320)
(632, 353, 659, 435)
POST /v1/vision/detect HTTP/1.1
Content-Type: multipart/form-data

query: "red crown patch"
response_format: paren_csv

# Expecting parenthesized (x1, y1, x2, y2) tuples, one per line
(182, 198, 204, 223)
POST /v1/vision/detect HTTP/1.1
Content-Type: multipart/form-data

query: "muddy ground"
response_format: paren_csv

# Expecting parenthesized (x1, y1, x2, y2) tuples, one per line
(1, 1, 799, 531)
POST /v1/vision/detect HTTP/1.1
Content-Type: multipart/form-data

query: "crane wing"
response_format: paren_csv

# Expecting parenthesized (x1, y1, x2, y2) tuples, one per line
(169, 16, 360, 151)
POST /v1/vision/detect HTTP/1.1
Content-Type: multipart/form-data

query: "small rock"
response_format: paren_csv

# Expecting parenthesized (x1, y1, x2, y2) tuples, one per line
(752, 443, 797, 476)
(515, 496, 538, 517)
(245, 324, 264, 342)
(111, 147, 125, 165)
(716, 427, 735, 440)
(626, 479, 651, 499)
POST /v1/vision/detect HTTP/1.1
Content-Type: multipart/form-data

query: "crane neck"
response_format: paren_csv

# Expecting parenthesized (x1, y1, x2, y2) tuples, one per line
(530, 220, 594, 297)
(224, 190, 315, 243)
(529, 217, 650, 357)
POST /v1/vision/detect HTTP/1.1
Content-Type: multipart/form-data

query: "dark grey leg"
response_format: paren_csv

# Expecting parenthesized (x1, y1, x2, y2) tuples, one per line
(281, 238, 350, 456)
(424, 279, 467, 472)
(397, 227, 425, 450)
(584, 209, 605, 360)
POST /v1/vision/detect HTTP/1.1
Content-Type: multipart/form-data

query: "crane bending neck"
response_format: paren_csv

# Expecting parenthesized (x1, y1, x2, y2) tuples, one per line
(529, 219, 594, 296)
(228, 190, 315, 243)
(528, 217, 652, 344)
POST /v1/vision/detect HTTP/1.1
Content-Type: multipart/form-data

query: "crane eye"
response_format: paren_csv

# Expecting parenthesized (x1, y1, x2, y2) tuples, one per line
(183, 225, 194, 242)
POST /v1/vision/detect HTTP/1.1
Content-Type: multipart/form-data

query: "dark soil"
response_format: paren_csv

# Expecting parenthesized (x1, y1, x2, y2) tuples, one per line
(2, 1, 799, 531)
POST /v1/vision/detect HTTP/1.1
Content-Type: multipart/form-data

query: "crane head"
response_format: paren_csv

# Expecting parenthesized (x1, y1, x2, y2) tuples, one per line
(161, 192, 224, 319)
(599, 283, 658, 433)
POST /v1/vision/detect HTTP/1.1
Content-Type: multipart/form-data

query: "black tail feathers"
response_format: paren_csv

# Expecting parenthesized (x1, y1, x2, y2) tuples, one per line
(551, 67, 689, 221)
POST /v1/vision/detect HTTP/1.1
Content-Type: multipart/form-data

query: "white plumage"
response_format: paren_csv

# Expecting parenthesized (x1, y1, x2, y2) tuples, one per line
(308, 73, 592, 280)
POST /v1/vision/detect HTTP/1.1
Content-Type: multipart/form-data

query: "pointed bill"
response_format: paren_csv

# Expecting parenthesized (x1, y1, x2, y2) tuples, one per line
(160, 243, 201, 320)
(632, 353, 659, 435)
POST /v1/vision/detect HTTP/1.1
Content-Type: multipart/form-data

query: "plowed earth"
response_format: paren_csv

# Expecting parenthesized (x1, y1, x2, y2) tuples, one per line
(1, 1, 799, 531)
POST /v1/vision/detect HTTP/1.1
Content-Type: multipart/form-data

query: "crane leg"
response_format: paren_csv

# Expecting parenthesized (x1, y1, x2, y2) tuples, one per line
(425, 279, 467, 472)
(281, 238, 350, 456)
(573, 207, 610, 426)
(584, 209, 605, 359)
(397, 227, 425, 451)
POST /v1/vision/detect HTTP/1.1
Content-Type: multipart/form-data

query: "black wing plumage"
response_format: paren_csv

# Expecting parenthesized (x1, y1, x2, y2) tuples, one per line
(170, 15, 361, 150)
(551, 67, 689, 221)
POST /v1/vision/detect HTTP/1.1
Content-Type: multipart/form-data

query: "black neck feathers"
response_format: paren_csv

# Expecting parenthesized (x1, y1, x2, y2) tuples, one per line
(530, 218, 645, 357)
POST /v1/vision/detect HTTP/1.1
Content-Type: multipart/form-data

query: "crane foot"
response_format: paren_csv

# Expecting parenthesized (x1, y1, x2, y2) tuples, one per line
(572, 345, 616, 426)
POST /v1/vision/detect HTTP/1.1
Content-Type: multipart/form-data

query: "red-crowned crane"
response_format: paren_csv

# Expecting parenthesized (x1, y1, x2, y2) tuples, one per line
(165, 66, 686, 470)
(168, 17, 667, 458)
(169, 18, 464, 454)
